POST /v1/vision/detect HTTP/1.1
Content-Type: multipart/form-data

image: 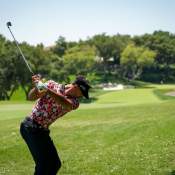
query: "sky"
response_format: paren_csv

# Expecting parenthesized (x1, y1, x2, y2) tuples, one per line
(1, 0, 175, 46)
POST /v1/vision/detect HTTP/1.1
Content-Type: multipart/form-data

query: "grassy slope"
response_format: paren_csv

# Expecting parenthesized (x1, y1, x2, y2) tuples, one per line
(10, 86, 26, 101)
(0, 84, 175, 174)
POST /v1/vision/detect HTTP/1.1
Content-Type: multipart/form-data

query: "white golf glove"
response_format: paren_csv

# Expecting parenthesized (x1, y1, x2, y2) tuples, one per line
(36, 81, 47, 91)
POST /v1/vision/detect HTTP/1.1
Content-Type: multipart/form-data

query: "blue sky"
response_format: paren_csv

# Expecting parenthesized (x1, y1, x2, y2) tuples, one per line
(1, 0, 175, 46)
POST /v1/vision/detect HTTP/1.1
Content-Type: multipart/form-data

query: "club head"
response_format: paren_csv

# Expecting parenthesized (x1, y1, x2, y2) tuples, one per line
(6, 21, 12, 27)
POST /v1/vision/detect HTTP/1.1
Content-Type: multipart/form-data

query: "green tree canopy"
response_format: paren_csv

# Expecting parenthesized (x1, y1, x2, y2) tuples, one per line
(121, 44, 156, 80)
(133, 31, 175, 66)
(63, 44, 96, 82)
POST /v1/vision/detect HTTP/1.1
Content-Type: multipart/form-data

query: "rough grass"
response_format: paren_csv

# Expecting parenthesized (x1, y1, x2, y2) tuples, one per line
(0, 84, 175, 175)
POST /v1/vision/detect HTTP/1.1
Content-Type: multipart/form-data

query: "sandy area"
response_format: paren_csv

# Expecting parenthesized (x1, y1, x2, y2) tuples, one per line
(166, 91, 175, 96)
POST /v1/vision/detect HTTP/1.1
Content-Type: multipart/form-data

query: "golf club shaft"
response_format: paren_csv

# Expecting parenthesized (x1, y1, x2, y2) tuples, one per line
(7, 25, 34, 75)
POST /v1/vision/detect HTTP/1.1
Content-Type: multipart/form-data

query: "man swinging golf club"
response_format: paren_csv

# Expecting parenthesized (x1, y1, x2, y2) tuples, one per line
(6, 21, 91, 175)
(20, 75, 91, 175)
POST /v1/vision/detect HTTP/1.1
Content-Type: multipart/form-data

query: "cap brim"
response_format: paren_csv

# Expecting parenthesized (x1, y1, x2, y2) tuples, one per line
(81, 89, 89, 99)
(79, 85, 90, 99)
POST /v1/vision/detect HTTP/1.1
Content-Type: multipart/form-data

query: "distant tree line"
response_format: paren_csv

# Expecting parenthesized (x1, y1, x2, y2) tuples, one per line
(0, 30, 175, 100)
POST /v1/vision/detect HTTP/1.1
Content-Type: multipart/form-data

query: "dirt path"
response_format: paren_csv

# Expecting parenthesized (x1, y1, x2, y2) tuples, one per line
(166, 91, 175, 96)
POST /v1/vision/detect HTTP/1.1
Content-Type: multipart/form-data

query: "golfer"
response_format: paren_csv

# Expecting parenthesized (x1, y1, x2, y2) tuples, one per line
(20, 74, 91, 175)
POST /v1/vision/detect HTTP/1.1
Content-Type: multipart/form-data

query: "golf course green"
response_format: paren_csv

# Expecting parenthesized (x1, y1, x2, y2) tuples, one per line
(0, 84, 175, 175)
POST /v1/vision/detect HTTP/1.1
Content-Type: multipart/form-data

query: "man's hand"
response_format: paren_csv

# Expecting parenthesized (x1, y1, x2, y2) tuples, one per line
(36, 81, 47, 91)
(27, 75, 48, 100)
(32, 74, 41, 85)
(32, 75, 47, 91)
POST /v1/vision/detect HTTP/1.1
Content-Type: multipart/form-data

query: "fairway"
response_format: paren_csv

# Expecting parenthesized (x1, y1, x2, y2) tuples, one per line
(1, 85, 175, 175)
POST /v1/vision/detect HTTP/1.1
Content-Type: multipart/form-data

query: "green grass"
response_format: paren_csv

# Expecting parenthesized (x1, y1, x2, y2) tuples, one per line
(1, 84, 175, 174)
(10, 86, 26, 101)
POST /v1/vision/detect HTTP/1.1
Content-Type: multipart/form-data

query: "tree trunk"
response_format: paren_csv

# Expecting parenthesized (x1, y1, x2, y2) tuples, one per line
(4, 91, 10, 100)
(21, 84, 29, 100)
(8, 85, 18, 100)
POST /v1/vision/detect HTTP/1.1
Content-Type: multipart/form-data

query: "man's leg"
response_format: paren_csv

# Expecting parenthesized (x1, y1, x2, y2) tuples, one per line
(20, 123, 61, 175)
(47, 138, 61, 174)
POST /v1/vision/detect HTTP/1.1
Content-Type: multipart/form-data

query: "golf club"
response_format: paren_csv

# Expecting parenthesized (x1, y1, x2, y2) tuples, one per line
(6, 21, 34, 75)
(6, 22, 63, 96)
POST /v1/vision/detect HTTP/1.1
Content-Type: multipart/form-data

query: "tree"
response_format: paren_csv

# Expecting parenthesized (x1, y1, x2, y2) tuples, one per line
(88, 33, 131, 75)
(121, 44, 156, 80)
(51, 36, 68, 57)
(0, 36, 22, 100)
(63, 44, 96, 82)
(134, 31, 175, 66)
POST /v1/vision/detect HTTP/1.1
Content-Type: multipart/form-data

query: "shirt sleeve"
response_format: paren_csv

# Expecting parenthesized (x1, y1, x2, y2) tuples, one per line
(45, 80, 63, 94)
(45, 80, 79, 110)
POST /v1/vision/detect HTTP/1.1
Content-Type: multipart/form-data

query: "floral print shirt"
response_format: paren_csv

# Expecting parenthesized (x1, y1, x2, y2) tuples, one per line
(29, 80, 79, 128)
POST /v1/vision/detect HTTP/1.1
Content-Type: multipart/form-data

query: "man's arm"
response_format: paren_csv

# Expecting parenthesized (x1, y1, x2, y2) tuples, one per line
(47, 89, 73, 110)
(28, 75, 47, 100)
(28, 88, 47, 101)
(29, 75, 73, 110)
(28, 86, 73, 110)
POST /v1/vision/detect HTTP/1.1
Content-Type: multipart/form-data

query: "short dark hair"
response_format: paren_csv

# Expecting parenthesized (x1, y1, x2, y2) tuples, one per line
(73, 75, 91, 99)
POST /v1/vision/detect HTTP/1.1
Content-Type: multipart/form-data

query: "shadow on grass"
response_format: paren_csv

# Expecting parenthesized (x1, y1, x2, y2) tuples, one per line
(79, 97, 98, 103)
(153, 89, 175, 101)
(168, 170, 175, 175)
(79, 88, 112, 103)
(127, 80, 156, 89)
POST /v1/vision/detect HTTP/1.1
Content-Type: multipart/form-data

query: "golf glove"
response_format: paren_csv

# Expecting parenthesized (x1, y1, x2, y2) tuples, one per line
(36, 81, 47, 91)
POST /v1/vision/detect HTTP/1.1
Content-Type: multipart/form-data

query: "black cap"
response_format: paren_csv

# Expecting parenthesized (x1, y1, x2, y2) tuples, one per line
(73, 75, 91, 99)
